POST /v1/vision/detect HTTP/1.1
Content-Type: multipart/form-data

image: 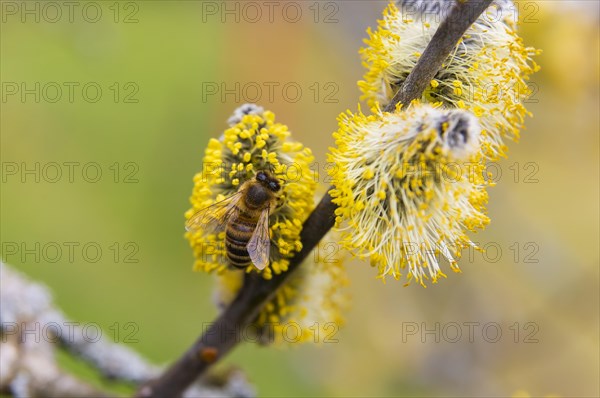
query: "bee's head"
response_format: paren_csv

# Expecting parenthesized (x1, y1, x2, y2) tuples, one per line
(256, 170, 281, 193)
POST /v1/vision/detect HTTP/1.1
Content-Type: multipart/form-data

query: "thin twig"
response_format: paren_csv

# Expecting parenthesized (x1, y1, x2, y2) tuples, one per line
(137, 1, 493, 396)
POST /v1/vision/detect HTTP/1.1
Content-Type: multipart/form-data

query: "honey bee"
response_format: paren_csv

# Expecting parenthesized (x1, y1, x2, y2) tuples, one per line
(185, 170, 282, 270)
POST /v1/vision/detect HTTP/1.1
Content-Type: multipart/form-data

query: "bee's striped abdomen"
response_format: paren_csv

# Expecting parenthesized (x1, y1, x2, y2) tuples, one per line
(225, 214, 257, 268)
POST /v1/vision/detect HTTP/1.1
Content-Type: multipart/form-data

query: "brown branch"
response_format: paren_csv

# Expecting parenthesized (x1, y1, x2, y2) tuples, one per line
(137, 1, 494, 396)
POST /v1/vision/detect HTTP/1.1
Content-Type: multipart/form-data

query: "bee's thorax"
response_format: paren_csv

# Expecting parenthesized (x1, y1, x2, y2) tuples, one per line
(245, 184, 272, 210)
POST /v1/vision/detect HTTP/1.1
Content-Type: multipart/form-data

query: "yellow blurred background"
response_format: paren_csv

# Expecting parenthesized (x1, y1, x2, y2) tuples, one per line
(1, 1, 598, 396)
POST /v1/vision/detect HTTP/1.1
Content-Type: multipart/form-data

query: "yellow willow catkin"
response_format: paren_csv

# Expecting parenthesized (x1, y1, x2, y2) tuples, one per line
(185, 104, 316, 280)
(188, 105, 349, 344)
(328, 103, 490, 286)
(359, 0, 540, 160)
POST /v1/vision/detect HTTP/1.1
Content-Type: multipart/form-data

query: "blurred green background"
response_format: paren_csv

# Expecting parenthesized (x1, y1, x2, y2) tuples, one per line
(1, 1, 598, 397)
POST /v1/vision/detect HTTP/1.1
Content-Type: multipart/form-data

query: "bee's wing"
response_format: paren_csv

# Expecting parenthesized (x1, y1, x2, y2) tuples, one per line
(247, 206, 271, 270)
(185, 191, 243, 235)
